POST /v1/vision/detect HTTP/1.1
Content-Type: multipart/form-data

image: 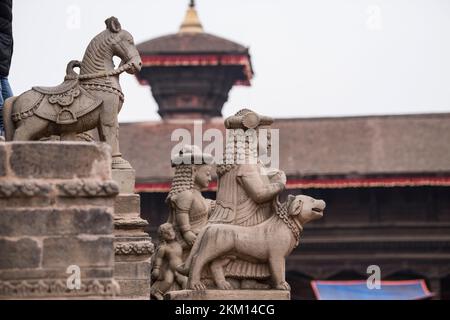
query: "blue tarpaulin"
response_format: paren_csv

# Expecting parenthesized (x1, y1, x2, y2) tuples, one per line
(311, 280, 434, 300)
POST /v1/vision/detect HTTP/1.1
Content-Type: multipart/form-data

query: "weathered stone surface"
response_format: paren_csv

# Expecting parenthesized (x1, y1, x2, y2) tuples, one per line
(114, 194, 140, 214)
(165, 290, 291, 300)
(0, 180, 124, 200)
(116, 279, 150, 299)
(0, 278, 120, 299)
(55, 197, 115, 208)
(9, 142, 111, 179)
(114, 261, 151, 279)
(103, 136, 152, 299)
(0, 238, 41, 270)
(43, 236, 114, 268)
(0, 197, 52, 209)
(111, 180, 153, 299)
(114, 240, 154, 258)
(56, 179, 119, 198)
(0, 180, 52, 198)
(114, 218, 149, 233)
(0, 267, 113, 281)
(112, 168, 136, 194)
(0, 208, 113, 237)
(0, 144, 5, 177)
(114, 252, 152, 263)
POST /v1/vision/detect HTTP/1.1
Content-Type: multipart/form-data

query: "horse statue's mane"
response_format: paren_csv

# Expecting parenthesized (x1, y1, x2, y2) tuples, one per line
(80, 17, 123, 76)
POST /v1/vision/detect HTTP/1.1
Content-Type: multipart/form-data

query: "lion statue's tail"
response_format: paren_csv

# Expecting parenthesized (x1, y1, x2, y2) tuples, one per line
(3, 96, 16, 141)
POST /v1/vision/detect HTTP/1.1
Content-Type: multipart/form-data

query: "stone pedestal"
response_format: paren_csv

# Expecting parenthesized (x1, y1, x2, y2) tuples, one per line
(165, 290, 291, 300)
(0, 142, 120, 299)
(112, 168, 154, 299)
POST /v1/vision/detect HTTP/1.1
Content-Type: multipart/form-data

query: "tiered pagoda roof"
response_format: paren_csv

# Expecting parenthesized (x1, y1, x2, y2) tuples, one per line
(136, 1, 253, 119)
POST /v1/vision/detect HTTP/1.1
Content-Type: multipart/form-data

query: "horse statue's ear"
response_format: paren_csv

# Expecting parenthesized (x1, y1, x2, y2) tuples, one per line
(105, 17, 121, 33)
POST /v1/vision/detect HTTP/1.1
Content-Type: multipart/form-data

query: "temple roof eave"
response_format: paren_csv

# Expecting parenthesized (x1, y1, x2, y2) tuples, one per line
(136, 32, 250, 56)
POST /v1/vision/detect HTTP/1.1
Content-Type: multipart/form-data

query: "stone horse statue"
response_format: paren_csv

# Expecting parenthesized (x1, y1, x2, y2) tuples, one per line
(2, 17, 142, 169)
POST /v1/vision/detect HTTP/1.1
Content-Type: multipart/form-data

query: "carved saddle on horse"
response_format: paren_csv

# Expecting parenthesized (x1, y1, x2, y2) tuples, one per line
(22, 61, 102, 124)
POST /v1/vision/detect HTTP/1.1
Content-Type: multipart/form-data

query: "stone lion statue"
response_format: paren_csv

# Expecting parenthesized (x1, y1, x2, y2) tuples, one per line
(179, 194, 325, 290)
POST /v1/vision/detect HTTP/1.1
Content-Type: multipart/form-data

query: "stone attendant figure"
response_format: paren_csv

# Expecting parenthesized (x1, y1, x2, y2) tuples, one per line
(150, 223, 187, 300)
(166, 145, 214, 258)
(150, 145, 214, 297)
(207, 109, 286, 289)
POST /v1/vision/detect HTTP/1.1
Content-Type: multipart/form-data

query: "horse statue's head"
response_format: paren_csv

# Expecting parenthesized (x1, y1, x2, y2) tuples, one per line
(80, 17, 142, 76)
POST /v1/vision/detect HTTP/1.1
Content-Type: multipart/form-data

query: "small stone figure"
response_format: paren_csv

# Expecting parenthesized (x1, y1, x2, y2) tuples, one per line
(151, 145, 214, 298)
(166, 145, 214, 259)
(2, 17, 142, 169)
(150, 223, 188, 300)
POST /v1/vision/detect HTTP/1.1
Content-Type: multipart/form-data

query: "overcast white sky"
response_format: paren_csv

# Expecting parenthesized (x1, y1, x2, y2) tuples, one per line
(9, 0, 450, 122)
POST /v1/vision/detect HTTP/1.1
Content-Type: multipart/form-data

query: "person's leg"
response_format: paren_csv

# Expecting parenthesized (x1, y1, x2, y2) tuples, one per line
(0, 77, 13, 137)
(0, 79, 4, 137)
(1, 77, 13, 99)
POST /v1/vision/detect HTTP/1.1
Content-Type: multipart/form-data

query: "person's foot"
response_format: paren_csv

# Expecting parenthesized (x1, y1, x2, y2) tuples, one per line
(0, 136, 5, 142)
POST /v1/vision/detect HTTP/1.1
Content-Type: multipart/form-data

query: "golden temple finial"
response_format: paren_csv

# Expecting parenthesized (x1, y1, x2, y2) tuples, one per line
(179, 0, 204, 34)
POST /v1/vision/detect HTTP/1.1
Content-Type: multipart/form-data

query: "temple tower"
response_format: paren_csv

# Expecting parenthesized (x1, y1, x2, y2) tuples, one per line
(136, 0, 253, 119)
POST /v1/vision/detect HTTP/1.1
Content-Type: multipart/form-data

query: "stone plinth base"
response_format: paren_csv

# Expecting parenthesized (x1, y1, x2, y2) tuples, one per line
(165, 290, 291, 300)
(0, 142, 119, 299)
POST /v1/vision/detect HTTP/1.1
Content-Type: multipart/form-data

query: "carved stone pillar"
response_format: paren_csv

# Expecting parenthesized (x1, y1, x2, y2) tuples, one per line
(112, 168, 154, 299)
(0, 141, 120, 299)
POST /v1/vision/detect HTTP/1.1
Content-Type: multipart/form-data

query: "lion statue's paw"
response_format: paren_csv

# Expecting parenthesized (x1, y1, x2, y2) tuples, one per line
(189, 281, 206, 291)
(216, 280, 233, 290)
(275, 281, 291, 291)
